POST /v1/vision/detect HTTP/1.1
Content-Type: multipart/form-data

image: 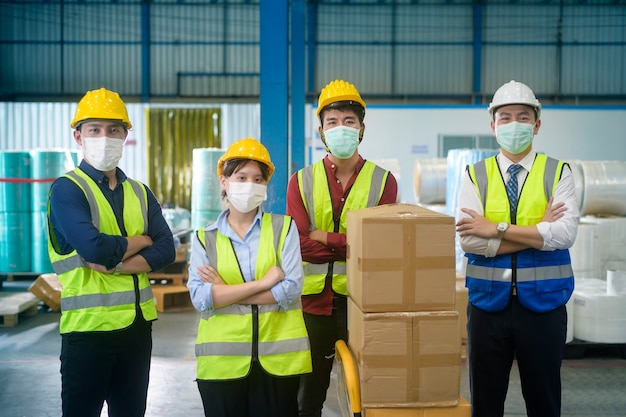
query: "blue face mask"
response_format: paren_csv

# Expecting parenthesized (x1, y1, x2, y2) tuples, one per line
(323, 126, 360, 159)
(495, 122, 535, 154)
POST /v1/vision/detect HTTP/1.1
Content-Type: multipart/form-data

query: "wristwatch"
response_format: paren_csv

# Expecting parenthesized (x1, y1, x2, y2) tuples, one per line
(113, 261, 123, 275)
(497, 222, 509, 239)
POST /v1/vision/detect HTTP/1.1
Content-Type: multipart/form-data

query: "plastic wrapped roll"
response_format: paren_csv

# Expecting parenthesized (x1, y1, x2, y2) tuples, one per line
(446, 149, 498, 217)
(30, 150, 76, 212)
(580, 215, 626, 280)
(571, 160, 626, 216)
(191, 148, 224, 212)
(569, 221, 601, 280)
(31, 210, 53, 273)
(413, 158, 446, 205)
(0, 212, 31, 272)
(607, 270, 626, 296)
(0, 151, 31, 213)
(573, 284, 626, 343)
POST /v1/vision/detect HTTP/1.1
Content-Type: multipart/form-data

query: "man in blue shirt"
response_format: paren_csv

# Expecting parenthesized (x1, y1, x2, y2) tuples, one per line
(48, 88, 176, 417)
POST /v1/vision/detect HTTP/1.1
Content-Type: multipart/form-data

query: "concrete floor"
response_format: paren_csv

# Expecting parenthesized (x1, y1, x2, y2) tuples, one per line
(2, 279, 626, 417)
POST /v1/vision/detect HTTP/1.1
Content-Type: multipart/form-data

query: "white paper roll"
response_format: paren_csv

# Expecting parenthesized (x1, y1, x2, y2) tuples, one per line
(573, 288, 626, 343)
(413, 158, 447, 205)
(577, 161, 626, 216)
(570, 222, 601, 279)
(580, 215, 626, 279)
(606, 270, 626, 296)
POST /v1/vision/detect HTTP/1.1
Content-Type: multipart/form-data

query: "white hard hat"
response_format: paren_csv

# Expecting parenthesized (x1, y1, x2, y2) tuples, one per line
(488, 80, 541, 118)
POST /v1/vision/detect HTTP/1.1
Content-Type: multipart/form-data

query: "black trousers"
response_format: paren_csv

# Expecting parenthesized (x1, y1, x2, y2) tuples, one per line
(197, 360, 301, 417)
(298, 295, 348, 417)
(467, 297, 567, 417)
(60, 317, 153, 417)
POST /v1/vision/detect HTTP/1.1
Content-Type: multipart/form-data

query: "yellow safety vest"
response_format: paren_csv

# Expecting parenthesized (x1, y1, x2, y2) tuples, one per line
(195, 213, 311, 380)
(297, 160, 388, 295)
(48, 168, 157, 334)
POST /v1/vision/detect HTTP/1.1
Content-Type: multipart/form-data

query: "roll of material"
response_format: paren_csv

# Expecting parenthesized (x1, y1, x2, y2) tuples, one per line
(191, 148, 224, 212)
(0, 151, 31, 213)
(606, 270, 626, 296)
(446, 149, 498, 217)
(570, 160, 626, 216)
(413, 158, 446, 205)
(573, 285, 626, 343)
(0, 212, 31, 273)
(30, 150, 76, 212)
(580, 215, 626, 279)
(569, 221, 601, 280)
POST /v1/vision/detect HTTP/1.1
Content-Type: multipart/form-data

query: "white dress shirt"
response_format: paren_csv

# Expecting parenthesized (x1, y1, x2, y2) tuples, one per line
(457, 149, 580, 257)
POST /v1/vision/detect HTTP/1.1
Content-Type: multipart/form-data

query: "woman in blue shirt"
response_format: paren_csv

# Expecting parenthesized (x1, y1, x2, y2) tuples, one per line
(187, 137, 311, 417)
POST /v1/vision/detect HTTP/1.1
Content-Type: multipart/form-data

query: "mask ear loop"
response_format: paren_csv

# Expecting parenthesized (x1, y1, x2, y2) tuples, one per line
(319, 129, 330, 153)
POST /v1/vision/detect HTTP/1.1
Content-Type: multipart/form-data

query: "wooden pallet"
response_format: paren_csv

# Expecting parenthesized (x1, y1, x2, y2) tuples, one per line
(0, 292, 40, 327)
(152, 285, 193, 313)
(148, 272, 188, 286)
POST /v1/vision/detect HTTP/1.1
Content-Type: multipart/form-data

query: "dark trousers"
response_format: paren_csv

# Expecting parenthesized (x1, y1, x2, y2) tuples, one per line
(60, 317, 153, 417)
(197, 360, 300, 417)
(467, 297, 567, 417)
(298, 295, 348, 417)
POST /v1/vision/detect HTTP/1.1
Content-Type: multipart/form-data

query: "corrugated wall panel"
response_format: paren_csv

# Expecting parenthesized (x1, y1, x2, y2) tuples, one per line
(62, 4, 142, 94)
(0, 102, 260, 183)
(561, 5, 626, 95)
(482, 5, 561, 98)
(394, 4, 473, 96)
(0, 1, 624, 102)
(395, 46, 473, 96)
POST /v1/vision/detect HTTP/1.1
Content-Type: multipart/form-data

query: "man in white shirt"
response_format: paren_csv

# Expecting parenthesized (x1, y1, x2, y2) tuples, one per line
(456, 80, 580, 417)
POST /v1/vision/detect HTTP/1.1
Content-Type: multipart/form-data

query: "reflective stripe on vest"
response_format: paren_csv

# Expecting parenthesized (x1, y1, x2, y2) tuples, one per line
(465, 155, 574, 313)
(297, 160, 388, 295)
(47, 168, 157, 333)
(195, 213, 311, 380)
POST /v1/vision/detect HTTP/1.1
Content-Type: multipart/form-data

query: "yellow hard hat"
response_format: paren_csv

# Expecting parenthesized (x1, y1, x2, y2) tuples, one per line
(217, 137, 275, 179)
(70, 88, 132, 129)
(316, 79, 366, 118)
(488, 80, 541, 119)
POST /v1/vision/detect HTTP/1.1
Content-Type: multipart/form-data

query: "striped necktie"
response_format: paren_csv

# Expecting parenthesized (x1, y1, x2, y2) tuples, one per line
(506, 164, 522, 217)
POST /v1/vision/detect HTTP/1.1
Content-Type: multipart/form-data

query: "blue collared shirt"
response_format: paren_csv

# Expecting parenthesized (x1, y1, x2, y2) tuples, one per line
(48, 160, 175, 271)
(187, 207, 305, 311)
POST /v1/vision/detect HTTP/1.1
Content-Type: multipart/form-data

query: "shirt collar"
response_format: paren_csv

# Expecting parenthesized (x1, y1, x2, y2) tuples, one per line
(78, 160, 127, 185)
(323, 154, 365, 172)
(211, 206, 264, 237)
(498, 149, 537, 174)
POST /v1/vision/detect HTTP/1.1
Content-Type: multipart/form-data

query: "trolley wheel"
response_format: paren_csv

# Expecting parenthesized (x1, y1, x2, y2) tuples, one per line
(335, 339, 362, 417)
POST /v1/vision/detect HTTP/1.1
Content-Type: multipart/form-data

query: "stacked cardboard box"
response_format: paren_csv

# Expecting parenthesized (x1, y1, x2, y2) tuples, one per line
(346, 203, 463, 411)
(29, 273, 62, 312)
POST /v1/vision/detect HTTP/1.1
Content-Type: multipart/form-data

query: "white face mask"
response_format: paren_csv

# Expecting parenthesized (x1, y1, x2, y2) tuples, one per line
(323, 125, 360, 159)
(82, 136, 124, 171)
(227, 181, 267, 213)
(495, 122, 535, 154)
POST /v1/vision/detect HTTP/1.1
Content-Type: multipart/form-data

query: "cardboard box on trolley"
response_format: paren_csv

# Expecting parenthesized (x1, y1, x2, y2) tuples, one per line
(348, 299, 461, 407)
(346, 203, 457, 313)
